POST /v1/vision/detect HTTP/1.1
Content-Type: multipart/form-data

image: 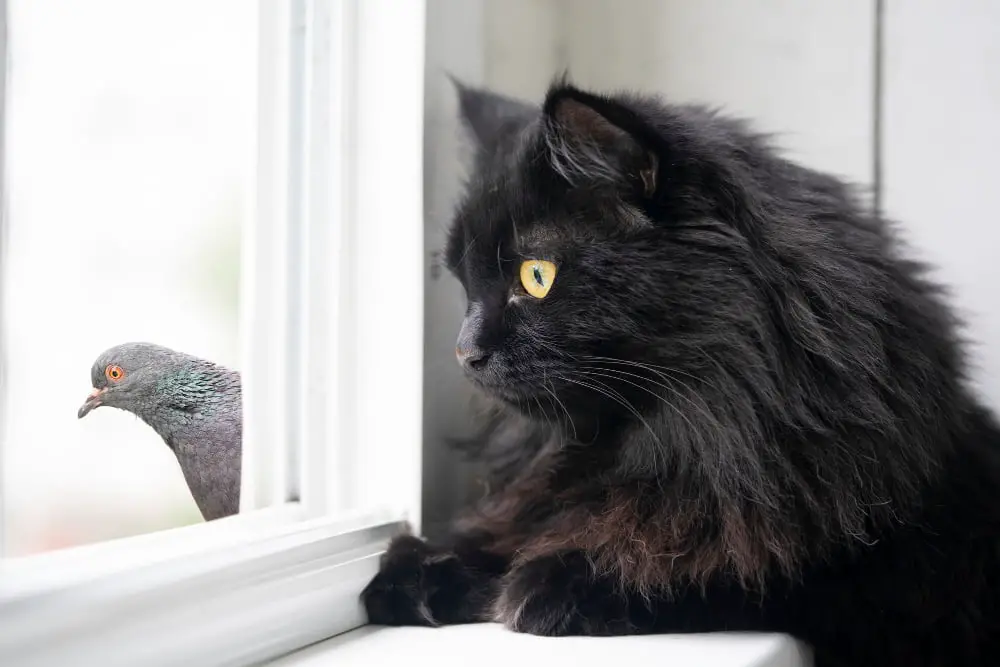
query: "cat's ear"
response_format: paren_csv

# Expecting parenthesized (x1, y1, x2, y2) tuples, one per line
(542, 83, 658, 198)
(450, 76, 538, 158)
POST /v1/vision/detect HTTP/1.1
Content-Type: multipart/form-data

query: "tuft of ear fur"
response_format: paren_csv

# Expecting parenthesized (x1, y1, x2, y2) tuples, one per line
(542, 82, 658, 197)
(450, 76, 538, 161)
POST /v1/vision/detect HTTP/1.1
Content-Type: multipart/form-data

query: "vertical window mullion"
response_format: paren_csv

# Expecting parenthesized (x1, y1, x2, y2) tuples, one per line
(0, 0, 9, 555)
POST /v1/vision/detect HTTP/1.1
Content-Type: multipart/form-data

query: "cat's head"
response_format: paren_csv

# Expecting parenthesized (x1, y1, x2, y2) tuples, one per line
(444, 79, 771, 422)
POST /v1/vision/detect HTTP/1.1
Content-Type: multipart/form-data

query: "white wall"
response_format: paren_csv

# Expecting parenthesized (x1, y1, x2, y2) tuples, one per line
(882, 0, 1000, 407)
(486, 0, 875, 185)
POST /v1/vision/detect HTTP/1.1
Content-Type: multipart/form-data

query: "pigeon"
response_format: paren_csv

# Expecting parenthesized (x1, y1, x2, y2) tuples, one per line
(77, 342, 242, 521)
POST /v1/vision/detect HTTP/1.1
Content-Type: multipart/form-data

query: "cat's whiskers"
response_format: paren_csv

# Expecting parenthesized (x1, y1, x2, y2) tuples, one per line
(543, 373, 578, 442)
(526, 330, 576, 360)
(454, 232, 481, 270)
(577, 365, 721, 432)
(573, 370, 673, 483)
(576, 369, 706, 443)
(536, 340, 571, 359)
(537, 392, 558, 438)
(554, 373, 662, 447)
(580, 357, 730, 434)
(582, 355, 721, 393)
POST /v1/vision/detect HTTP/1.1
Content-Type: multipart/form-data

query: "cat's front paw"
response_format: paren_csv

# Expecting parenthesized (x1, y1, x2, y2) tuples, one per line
(361, 535, 460, 627)
(494, 552, 628, 636)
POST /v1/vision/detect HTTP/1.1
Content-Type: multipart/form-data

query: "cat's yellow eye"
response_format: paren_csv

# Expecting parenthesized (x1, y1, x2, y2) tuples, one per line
(519, 259, 557, 299)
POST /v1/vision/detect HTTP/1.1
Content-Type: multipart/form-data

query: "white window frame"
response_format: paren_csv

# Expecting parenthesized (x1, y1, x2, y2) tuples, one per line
(0, 0, 426, 664)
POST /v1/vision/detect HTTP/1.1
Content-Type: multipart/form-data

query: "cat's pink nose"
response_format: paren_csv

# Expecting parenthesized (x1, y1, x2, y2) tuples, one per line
(456, 345, 490, 370)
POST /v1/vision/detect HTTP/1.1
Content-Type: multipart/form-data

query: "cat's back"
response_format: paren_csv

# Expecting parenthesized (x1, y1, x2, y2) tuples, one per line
(794, 404, 1000, 663)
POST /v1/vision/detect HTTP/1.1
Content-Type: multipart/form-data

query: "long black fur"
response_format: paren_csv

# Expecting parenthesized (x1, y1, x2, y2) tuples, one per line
(362, 78, 1000, 666)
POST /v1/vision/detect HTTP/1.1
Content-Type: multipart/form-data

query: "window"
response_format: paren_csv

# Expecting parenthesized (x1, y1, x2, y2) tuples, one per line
(4, 0, 256, 556)
(0, 0, 426, 663)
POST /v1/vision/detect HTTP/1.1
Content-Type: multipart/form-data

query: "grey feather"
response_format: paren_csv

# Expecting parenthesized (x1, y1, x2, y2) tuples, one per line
(78, 342, 241, 522)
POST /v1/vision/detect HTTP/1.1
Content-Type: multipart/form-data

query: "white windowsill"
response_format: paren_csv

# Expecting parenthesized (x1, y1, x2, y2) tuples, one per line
(269, 624, 811, 667)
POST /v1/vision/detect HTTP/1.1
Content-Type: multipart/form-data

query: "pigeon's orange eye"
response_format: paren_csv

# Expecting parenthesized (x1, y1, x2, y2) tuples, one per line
(105, 365, 125, 382)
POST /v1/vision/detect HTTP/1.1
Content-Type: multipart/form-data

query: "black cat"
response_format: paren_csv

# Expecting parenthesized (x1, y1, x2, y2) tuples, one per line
(362, 78, 1000, 666)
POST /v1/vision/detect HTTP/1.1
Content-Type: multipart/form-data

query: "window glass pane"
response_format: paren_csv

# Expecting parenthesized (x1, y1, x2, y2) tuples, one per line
(3, 0, 256, 555)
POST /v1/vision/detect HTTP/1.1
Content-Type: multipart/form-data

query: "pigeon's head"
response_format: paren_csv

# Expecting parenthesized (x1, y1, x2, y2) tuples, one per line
(78, 342, 183, 419)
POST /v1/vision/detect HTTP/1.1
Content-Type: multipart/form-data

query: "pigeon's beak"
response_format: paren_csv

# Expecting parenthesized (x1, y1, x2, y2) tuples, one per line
(77, 387, 106, 419)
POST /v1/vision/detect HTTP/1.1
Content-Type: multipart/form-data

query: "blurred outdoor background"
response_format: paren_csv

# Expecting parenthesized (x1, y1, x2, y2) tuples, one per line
(3, 0, 254, 555)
